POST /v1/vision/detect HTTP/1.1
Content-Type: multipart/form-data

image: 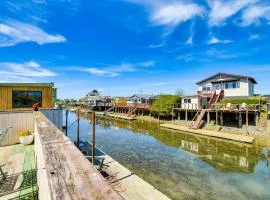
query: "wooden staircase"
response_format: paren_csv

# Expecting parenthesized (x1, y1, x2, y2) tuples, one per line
(128, 107, 137, 117)
(104, 106, 115, 113)
(190, 109, 207, 129)
(208, 90, 224, 108)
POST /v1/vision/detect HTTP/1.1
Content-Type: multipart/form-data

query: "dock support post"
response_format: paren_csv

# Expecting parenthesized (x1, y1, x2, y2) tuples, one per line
(178, 111, 180, 121)
(77, 109, 80, 147)
(246, 110, 249, 127)
(216, 110, 218, 127)
(207, 111, 210, 125)
(220, 112, 223, 127)
(239, 113, 242, 128)
(65, 109, 69, 136)
(255, 112, 259, 126)
(185, 109, 188, 122)
(92, 112, 96, 165)
(172, 109, 174, 121)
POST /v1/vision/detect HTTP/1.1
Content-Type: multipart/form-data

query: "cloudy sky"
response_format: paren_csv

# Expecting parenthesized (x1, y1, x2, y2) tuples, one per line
(0, 0, 270, 98)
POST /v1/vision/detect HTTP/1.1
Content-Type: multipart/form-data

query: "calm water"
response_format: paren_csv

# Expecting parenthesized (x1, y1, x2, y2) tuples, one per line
(67, 112, 270, 200)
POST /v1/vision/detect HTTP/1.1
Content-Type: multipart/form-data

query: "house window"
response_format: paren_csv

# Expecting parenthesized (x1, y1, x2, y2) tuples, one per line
(224, 81, 240, 89)
(202, 86, 211, 91)
(12, 90, 42, 108)
(184, 99, 191, 103)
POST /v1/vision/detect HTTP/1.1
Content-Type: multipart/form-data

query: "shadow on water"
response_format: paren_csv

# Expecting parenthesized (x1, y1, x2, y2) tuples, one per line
(67, 112, 270, 200)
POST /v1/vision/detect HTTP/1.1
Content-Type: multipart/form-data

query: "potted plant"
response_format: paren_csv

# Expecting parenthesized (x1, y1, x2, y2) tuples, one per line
(18, 130, 34, 145)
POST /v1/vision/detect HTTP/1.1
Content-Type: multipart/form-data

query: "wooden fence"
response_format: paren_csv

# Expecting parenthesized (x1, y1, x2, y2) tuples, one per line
(0, 110, 34, 146)
(0, 109, 63, 147)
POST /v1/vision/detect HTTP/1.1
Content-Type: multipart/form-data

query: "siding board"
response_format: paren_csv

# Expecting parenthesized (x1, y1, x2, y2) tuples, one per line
(0, 86, 53, 110)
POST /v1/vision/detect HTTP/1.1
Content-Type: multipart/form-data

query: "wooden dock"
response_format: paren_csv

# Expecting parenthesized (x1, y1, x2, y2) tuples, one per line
(103, 155, 170, 200)
(106, 113, 137, 120)
(160, 123, 255, 144)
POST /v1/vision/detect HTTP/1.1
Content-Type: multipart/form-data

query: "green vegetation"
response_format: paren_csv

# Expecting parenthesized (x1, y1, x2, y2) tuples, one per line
(220, 96, 267, 105)
(151, 95, 181, 115)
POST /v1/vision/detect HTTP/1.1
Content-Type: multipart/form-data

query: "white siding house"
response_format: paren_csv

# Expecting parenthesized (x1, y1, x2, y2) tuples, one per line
(180, 73, 257, 109)
(196, 73, 257, 97)
(181, 96, 199, 109)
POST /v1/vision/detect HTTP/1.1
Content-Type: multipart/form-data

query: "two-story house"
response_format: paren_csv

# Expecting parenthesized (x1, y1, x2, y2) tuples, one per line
(181, 73, 257, 109)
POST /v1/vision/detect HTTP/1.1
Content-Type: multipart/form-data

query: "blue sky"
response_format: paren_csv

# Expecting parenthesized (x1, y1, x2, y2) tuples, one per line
(0, 0, 270, 99)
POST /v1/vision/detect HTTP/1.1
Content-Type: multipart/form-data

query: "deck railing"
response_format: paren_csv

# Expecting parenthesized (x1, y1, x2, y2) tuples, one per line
(210, 104, 260, 111)
(34, 111, 123, 200)
(174, 103, 199, 110)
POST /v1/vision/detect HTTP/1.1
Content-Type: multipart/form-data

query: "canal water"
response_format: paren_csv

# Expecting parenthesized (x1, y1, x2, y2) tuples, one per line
(67, 112, 270, 200)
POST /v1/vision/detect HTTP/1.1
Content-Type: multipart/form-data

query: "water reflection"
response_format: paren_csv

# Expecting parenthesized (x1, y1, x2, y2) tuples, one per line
(96, 117, 261, 174)
(67, 112, 270, 200)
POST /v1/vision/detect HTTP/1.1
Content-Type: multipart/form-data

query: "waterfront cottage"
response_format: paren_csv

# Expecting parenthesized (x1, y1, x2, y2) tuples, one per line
(127, 94, 156, 108)
(182, 73, 257, 109)
(0, 83, 56, 110)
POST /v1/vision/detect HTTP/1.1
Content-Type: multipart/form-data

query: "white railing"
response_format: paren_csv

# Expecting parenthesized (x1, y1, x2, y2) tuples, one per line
(174, 103, 199, 110)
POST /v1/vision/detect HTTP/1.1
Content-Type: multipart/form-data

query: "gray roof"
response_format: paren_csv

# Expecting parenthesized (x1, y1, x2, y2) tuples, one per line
(196, 72, 257, 84)
(0, 82, 55, 87)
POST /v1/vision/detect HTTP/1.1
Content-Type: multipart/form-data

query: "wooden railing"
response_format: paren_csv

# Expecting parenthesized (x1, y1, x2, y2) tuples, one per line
(210, 104, 260, 111)
(198, 90, 215, 96)
(34, 111, 123, 200)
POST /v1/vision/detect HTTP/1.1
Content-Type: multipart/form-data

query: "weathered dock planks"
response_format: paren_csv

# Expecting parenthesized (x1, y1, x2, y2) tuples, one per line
(160, 123, 255, 144)
(106, 113, 137, 120)
(103, 155, 171, 200)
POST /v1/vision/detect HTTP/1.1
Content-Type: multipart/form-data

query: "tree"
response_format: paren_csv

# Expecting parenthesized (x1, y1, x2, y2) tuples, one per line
(151, 95, 181, 116)
(89, 89, 99, 96)
(175, 89, 184, 96)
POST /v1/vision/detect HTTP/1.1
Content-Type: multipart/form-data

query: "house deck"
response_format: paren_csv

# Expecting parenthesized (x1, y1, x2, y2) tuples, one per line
(0, 144, 37, 200)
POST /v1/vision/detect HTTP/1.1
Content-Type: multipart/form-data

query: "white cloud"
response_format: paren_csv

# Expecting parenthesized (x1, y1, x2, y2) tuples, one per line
(151, 2, 204, 27)
(0, 61, 57, 82)
(138, 60, 155, 67)
(145, 82, 169, 86)
(208, 37, 232, 44)
(73, 60, 155, 77)
(248, 34, 261, 40)
(0, 20, 66, 47)
(185, 36, 193, 45)
(208, 0, 256, 26)
(241, 4, 270, 26)
(84, 68, 119, 77)
(148, 43, 164, 48)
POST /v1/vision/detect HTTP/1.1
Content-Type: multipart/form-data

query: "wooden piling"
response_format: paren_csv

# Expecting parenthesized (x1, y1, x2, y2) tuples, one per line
(220, 111, 223, 127)
(92, 111, 96, 165)
(216, 110, 218, 127)
(65, 109, 69, 136)
(77, 109, 80, 147)
(239, 112, 242, 128)
(185, 110, 188, 122)
(246, 110, 249, 127)
(207, 111, 210, 125)
(178, 111, 180, 121)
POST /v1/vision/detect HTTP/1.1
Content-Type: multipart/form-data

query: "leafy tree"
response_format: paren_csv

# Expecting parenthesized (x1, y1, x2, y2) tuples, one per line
(89, 89, 99, 96)
(151, 95, 181, 115)
(175, 89, 184, 96)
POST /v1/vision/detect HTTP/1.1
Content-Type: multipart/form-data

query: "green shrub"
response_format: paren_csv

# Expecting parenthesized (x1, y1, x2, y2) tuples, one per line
(220, 96, 267, 105)
(151, 95, 181, 115)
